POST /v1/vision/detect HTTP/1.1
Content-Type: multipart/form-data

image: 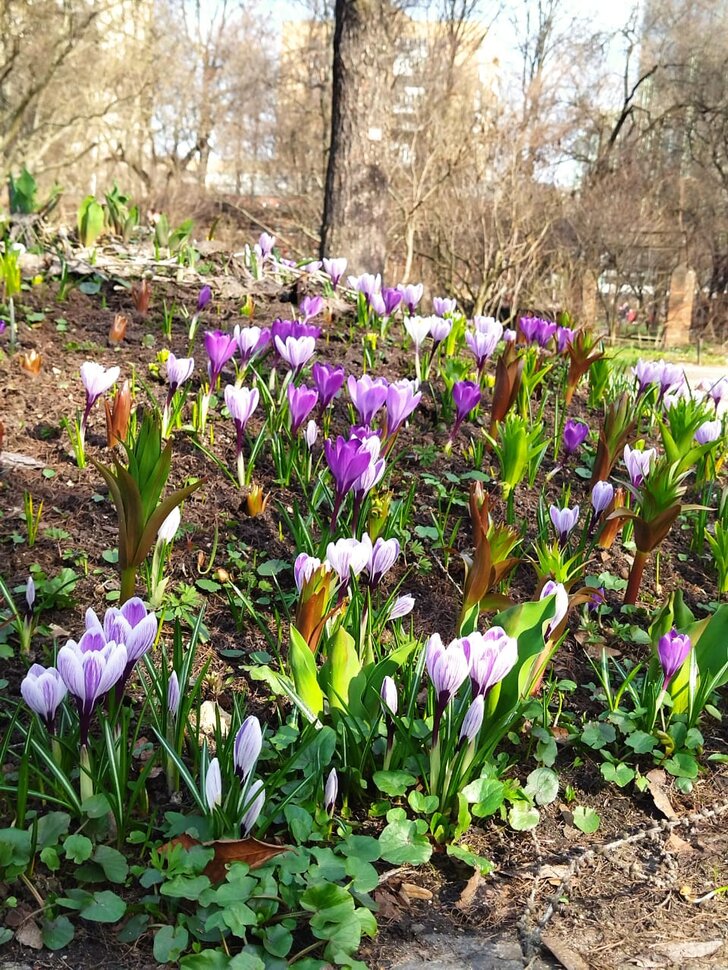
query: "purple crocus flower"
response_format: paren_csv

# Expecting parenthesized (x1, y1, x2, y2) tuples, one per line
(556, 327, 575, 353)
(324, 435, 374, 525)
(21, 664, 67, 733)
(657, 629, 691, 690)
(451, 380, 481, 438)
(197, 285, 212, 312)
(347, 374, 389, 425)
(381, 676, 398, 715)
(257, 232, 275, 257)
(234, 716, 262, 781)
(0, 319, 6, 334)
(312, 362, 345, 410)
(95, 596, 158, 682)
(367, 291, 387, 317)
(205, 758, 222, 810)
(562, 419, 589, 456)
(80, 362, 120, 427)
(519, 316, 541, 343)
(433, 296, 456, 316)
(326, 535, 372, 585)
(591, 480, 614, 517)
(695, 420, 721, 444)
(166, 353, 194, 402)
(167, 671, 180, 717)
(540, 580, 569, 639)
(352, 446, 386, 513)
(235, 325, 263, 364)
(367, 537, 400, 588)
(225, 385, 260, 477)
(384, 379, 421, 440)
(274, 335, 316, 374)
(658, 361, 684, 399)
(300, 295, 324, 321)
(323, 257, 347, 289)
(287, 383, 319, 434)
(271, 319, 322, 343)
(462, 628, 518, 699)
(633, 359, 659, 395)
(466, 327, 501, 372)
(353, 273, 381, 301)
(705, 377, 728, 410)
(388, 594, 415, 621)
(425, 634, 469, 744)
(397, 282, 424, 314)
(294, 553, 324, 593)
(459, 695, 484, 744)
(549, 504, 580, 545)
(57, 637, 127, 744)
(382, 287, 403, 315)
(503, 327, 517, 343)
(429, 317, 452, 347)
(241, 779, 265, 834)
(535, 320, 557, 347)
(204, 330, 237, 388)
(623, 445, 656, 488)
(324, 767, 338, 815)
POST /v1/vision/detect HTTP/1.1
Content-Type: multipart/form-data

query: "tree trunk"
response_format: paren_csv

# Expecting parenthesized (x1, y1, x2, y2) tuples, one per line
(320, 0, 393, 275)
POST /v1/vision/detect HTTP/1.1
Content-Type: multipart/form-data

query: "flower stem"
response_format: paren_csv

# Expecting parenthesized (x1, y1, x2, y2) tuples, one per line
(624, 549, 648, 606)
(120, 566, 137, 605)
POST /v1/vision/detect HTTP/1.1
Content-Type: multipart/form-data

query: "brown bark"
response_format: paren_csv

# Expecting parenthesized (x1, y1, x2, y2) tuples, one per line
(320, 0, 395, 275)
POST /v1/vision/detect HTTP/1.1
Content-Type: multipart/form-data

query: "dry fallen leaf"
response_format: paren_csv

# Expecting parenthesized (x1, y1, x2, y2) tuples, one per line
(665, 833, 693, 855)
(658, 939, 724, 963)
(400, 882, 433, 901)
(199, 700, 231, 737)
(540, 932, 590, 970)
(646, 769, 676, 819)
(455, 870, 482, 910)
(373, 887, 403, 920)
(162, 833, 288, 883)
(15, 920, 43, 950)
(537, 863, 571, 885)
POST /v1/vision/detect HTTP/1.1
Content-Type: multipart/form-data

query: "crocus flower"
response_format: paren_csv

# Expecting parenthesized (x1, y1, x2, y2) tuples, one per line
(535, 320, 557, 347)
(556, 327, 575, 353)
(272, 319, 321, 344)
(403, 315, 432, 350)
(426, 634, 469, 744)
(98, 597, 158, 681)
(705, 377, 728, 411)
(347, 374, 389, 425)
(312, 362, 346, 410)
(21, 664, 67, 732)
(274, 335, 316, 374)
(540, 580, 569, 639)
(397, 282, 424, 314)
(300, 295, 324, 321)
(225, 385, 259, 436)
(166, 353, 194, 399)
(591, 480, 614, 517)
(462, 628, 518, 698)
(80, 362, 120, 426)
(460, 695, 484, 744)
(324, 767, 338, 815)
(234, 716, 262, 781)
(451, 380, 481, 439)
(350, 273, 381, 300)
(204, 330, 237, 388)
(384, 379, 421, 440)
(301, 260, 322, 273)
(466, 325, 502, 372)
(323, 257, 347, 288)
(305, 419, 318, 448)
(633, 359, 659, 394)
(326, 535, 372, 585)
(388, 594, 415, 621)
(473, 315, 498, 334)
(157, 506, 181, 544)
(518, 316, 541, 343)
(205, 758, 222, 810)
(429, 317, 452, 347)
(197, 285, 212, 312)
(367, 291, 387, 317)
(382, 287, 403, 315)
(658, 361, 684, 399)
(241, 779, 266, 834)
(294, 553, 323, 593)
(26, 576, 35, 613)
(367, 537, 400, 588)
(657, 629, 691, 690)
(57, 637, 127, 744)
(167, 671, 180, 717)
(324, 435, 374, 523)
(549, 504, 580, 545)
(503, 327, 516, 342)
(235, 325, 263, 364)
(288, 383, 319, 434)
(623, 445, 656, 488)
(381, 676, 398, 715)
(562, 419, 589, 456)
(695, 420, 721, 445)
(352, 443, 386, 510)
(257, 232, 275, 257)
(433, 297, 456, 316)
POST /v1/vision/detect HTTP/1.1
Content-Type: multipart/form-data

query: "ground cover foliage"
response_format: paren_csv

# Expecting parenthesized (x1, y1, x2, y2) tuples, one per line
(1, 225, 727, 969)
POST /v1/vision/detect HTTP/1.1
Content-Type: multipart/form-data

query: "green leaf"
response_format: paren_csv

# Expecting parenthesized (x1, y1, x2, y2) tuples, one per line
(581, 721, 616, 749)
(0, 927, 12, 945)
(284, 805, 313, 845)
(153, 923, 189, 963)
(263, 923, 293, 958)
(373, 770, 416, 797)
(572, 806, 600, 833)
(82, 794, 112, 818)
(461, 777, 506, 817)
(161, 874, 211, 900)
(221, 901, 257, 936)
(344, 855, 379, 893)
(525, 767, 559, 806)
(42, 915, 74, 950)
(408, 790, 439, 814)
(664, 753, 699, 779)
(64, 834, 93, 863)
(379, 814, 432, 865)
(508, 802, 540, 831)
(343, 835, 380, 862)
(446, 843, 494, 875)
(117, 913, 149, 943)
(289, 626, 324, 716)
(93, 845, 128, 884)
(80, 890, 127, 922)
(40, 846, 61, 872)
(36, 811, 71, 848)
(325, 626, 362, 714)
(626, 731, 656, 754)
(600, 762, 635, 787)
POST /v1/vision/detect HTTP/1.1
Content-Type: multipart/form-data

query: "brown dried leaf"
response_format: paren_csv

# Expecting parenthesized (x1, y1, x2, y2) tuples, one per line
(658, 939, 723, 963)
(646, 769, 676, 820)
(162, 834, 289, 883)
(537, 863, 571, 885)
(15, 920, 43, 950)
(373, 887, 403, 920)
(540, 932, 590, 970)
(665, 833, 693, 855)
(400, 882, 433, 901)
(455, 870, 481, 911)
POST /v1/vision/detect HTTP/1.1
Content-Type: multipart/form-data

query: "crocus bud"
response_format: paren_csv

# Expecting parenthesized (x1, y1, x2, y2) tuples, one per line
(657, 629, 691, 689)
(197, 285, 212, 312)
(157, 506, 181, 544)
(305, 419, 318, 448)
(167, 671, 180, 717)
(104, 379, 132, 448)
(388, 594, 415, 621)
(245, 483, 269, 517)
(460, 695, 484, 743)
(205, 758, 222, 810)
(108, 313, 128, 346)
(234, 716, 262, 782)
(324, 767, 338, 815)
(21, 663, 66, 732)
(380, 676, 398, 716)
(26, 576, 36, 613)
(562, 420, 589, 457)
(549, 504, 580, 545)
(591, 480, 614, 517)
(241, 779, 265, 835)
(540, 580, 569, 640)
(695, 420, 721, 445)
(596, 486, 625, 549)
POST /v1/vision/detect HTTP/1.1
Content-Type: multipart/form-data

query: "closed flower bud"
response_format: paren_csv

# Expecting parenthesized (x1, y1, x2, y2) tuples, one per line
(324, 767, 338, 815)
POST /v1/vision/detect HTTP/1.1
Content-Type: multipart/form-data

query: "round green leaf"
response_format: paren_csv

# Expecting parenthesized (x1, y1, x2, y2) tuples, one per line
(525, 767, 559, 806)
(42, 915, 74, 950)
(79, 890, 127, 922)
(508, 802, 540, 831)
(373, 770, 416, 797)
(379, 817, 432, 865)
(572, 806, 600, 833)
(93, 845, 128, 884)
(154, 924, 189, 963)
(64, 834, 93, 863)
